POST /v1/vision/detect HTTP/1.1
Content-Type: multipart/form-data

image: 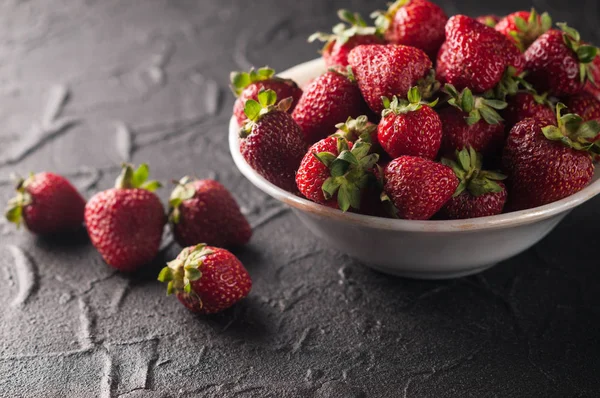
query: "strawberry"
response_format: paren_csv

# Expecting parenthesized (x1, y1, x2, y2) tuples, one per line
(437, 15, 524, 93)
(240, 90, 307, 192)
(524, 24, 599, 96)
(169, 178, 251, 248)
(476, 15, 501, 28)
(371, 0, 447, 59)
(231, 67, 302, 126)
(296, 136, 379, 211)
(309, 9, 383, 67)
(333, 115, 383, 155)
(377, 88, 442, 159)
(85, 164, 165, 272)
(348, 44, 436, 114)
(584, 55, 600, 100)
(439, 84, 507, 159)
(502, 104, 600, 211)
(292, 68, 368, 144)
(5, 172, 86, 235)
(439, 147, 507, 219)
(494, 8, 552, 52)
(383, 156, 459, 220)
(564, 92, 600, 123)
(158, 244, 251, 314)
(503, 91, 555, 130)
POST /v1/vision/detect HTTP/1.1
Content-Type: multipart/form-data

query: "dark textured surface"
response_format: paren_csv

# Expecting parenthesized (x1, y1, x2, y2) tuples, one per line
(0, 1, 599, 397)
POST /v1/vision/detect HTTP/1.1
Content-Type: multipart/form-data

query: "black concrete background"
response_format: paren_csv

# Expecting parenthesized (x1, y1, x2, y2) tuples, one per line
(0, 1, 599, 397)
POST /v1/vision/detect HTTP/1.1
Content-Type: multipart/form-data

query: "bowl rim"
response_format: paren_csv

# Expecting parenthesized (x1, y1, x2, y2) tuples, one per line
(229, 58, 600, 233)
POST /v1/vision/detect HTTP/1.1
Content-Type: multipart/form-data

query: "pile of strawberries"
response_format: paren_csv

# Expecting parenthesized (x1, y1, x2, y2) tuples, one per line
(232, 1, 600, 221)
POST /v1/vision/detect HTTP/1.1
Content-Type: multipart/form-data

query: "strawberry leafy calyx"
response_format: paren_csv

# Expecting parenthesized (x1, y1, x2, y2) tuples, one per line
(4, 173, 35, 228)
(371, 0, 410, 35)
(314, 137, 379, 212)
(230, 67, 276, 97)
(484, 66, 523, 102)
(441, 147, 506, 197)
(508, 8, 552, 52)
(240, 89, 293, 138)
(416, 69, 442, 101)
(158, 243, 214, 296)
(513, 76, 554, 107)
(444, 84, 507, 126)
(309, 9, 378, 49)
(115, 163, 162, 191)
(333, 115, 376, 143)
(168, 176, 197, 225)
(557, 23, 599, 86)
(542, 103, 600, 153)
(381, 87, 439, 118)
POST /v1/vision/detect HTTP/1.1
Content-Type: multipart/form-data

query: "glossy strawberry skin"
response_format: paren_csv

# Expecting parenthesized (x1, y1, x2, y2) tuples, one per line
(439, 182, 507, 219)
(564, 92, 600, 123)
(384, 0, 448, 59)
(240, 111, 307, 192)
(348, 44, 432, 114)
(502, 118, 594, 211)
(438, 107, 506, 159)
(323, 34, 384, 68)
(503, 92, 555, 130)
(524, 30, 585, 96)
(384, 156, 459, 220)
(171, 180, 251, 248)
(495, 11, 544, 51)
(584, 56, 600, 100)
(296, 136, 350, 209)
(437, 15, 524, 93)
(233, 79, 302, 126)
(20, 173, 86, 235)
(176, 247, 251, 314)
(85, 188, 165, 272)
(378, 106, 442, 159)
(292, 71, 368, 144)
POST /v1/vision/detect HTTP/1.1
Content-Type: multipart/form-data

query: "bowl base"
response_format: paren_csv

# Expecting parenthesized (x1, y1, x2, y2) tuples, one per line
(365, 262, 498, 280)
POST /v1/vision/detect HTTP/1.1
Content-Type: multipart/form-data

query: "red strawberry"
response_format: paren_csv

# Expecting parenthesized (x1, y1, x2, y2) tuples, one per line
(383, 156, 459, 220)
(292, 68, 368, 144)
(502, 104, 599, 211)
(584, 55, 600, 100)
(333, 115, 383, 155)
(476, 15, 501, 28)
(309, 9, 383, 67)
(377, 88, 442, 159)
(231, 67, 302, 126)
(348, 44, 436, 114)
(240, 90, 307, 192)
(296, 136, 379, 211)
(371, 0, 447, 59)
(439, 84, 507, 159)
(495, 8, 552, 52)
(85, 164, 165, 272)
(169, 178, 251, 248)
(524, 24, 599, 96)
(437, 15, 524, 93)
(564, 92, 600, 123)
(503, 91, 555, 130)
(158, 244, 251, 314)
(439, 147, 507, 219)
(5, 172, 85, 235)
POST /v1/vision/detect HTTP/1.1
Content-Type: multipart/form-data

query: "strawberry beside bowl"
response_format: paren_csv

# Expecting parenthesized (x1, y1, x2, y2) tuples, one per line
(229, 58, 600, 279)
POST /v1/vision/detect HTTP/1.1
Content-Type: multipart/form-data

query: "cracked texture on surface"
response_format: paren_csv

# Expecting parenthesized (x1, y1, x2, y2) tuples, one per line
(0, 0, 599, 397)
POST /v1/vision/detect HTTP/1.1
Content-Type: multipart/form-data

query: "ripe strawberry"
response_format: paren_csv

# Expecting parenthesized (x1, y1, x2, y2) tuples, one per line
(5, 172, 85, 235)
(292, 68, 368, 144)
(231, 67, 302, 126)
(85, 164, 165, 272)
(309, 9, 383, 67)
(348, 44, 436, 114)
(377, 88, 442, 159)
(333, 115, 382, 155)
(240, 90, 307, 192)
(169, 178, 251, 248)
(439, 84, 507, 159)
(503, 91, 555, 130)
(564, 92, 600, 123)
(296, 136, 379, 211)
(383, 156, 459, 220)
(371, 0, 447, 59)
(437, 15, 524, 93)
(584, 56, 600, 100)
(439, 147, 507, 219)
(524, 24, 599, 96)
(476, 15, 501, 28)
(495, 9, 552, 52)
(502, 104, 600, 211)
(158, 244, 251, 314)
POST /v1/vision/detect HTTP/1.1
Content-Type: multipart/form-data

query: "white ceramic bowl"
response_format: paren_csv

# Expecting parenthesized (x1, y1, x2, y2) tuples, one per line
(229, 58, 600, 279)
